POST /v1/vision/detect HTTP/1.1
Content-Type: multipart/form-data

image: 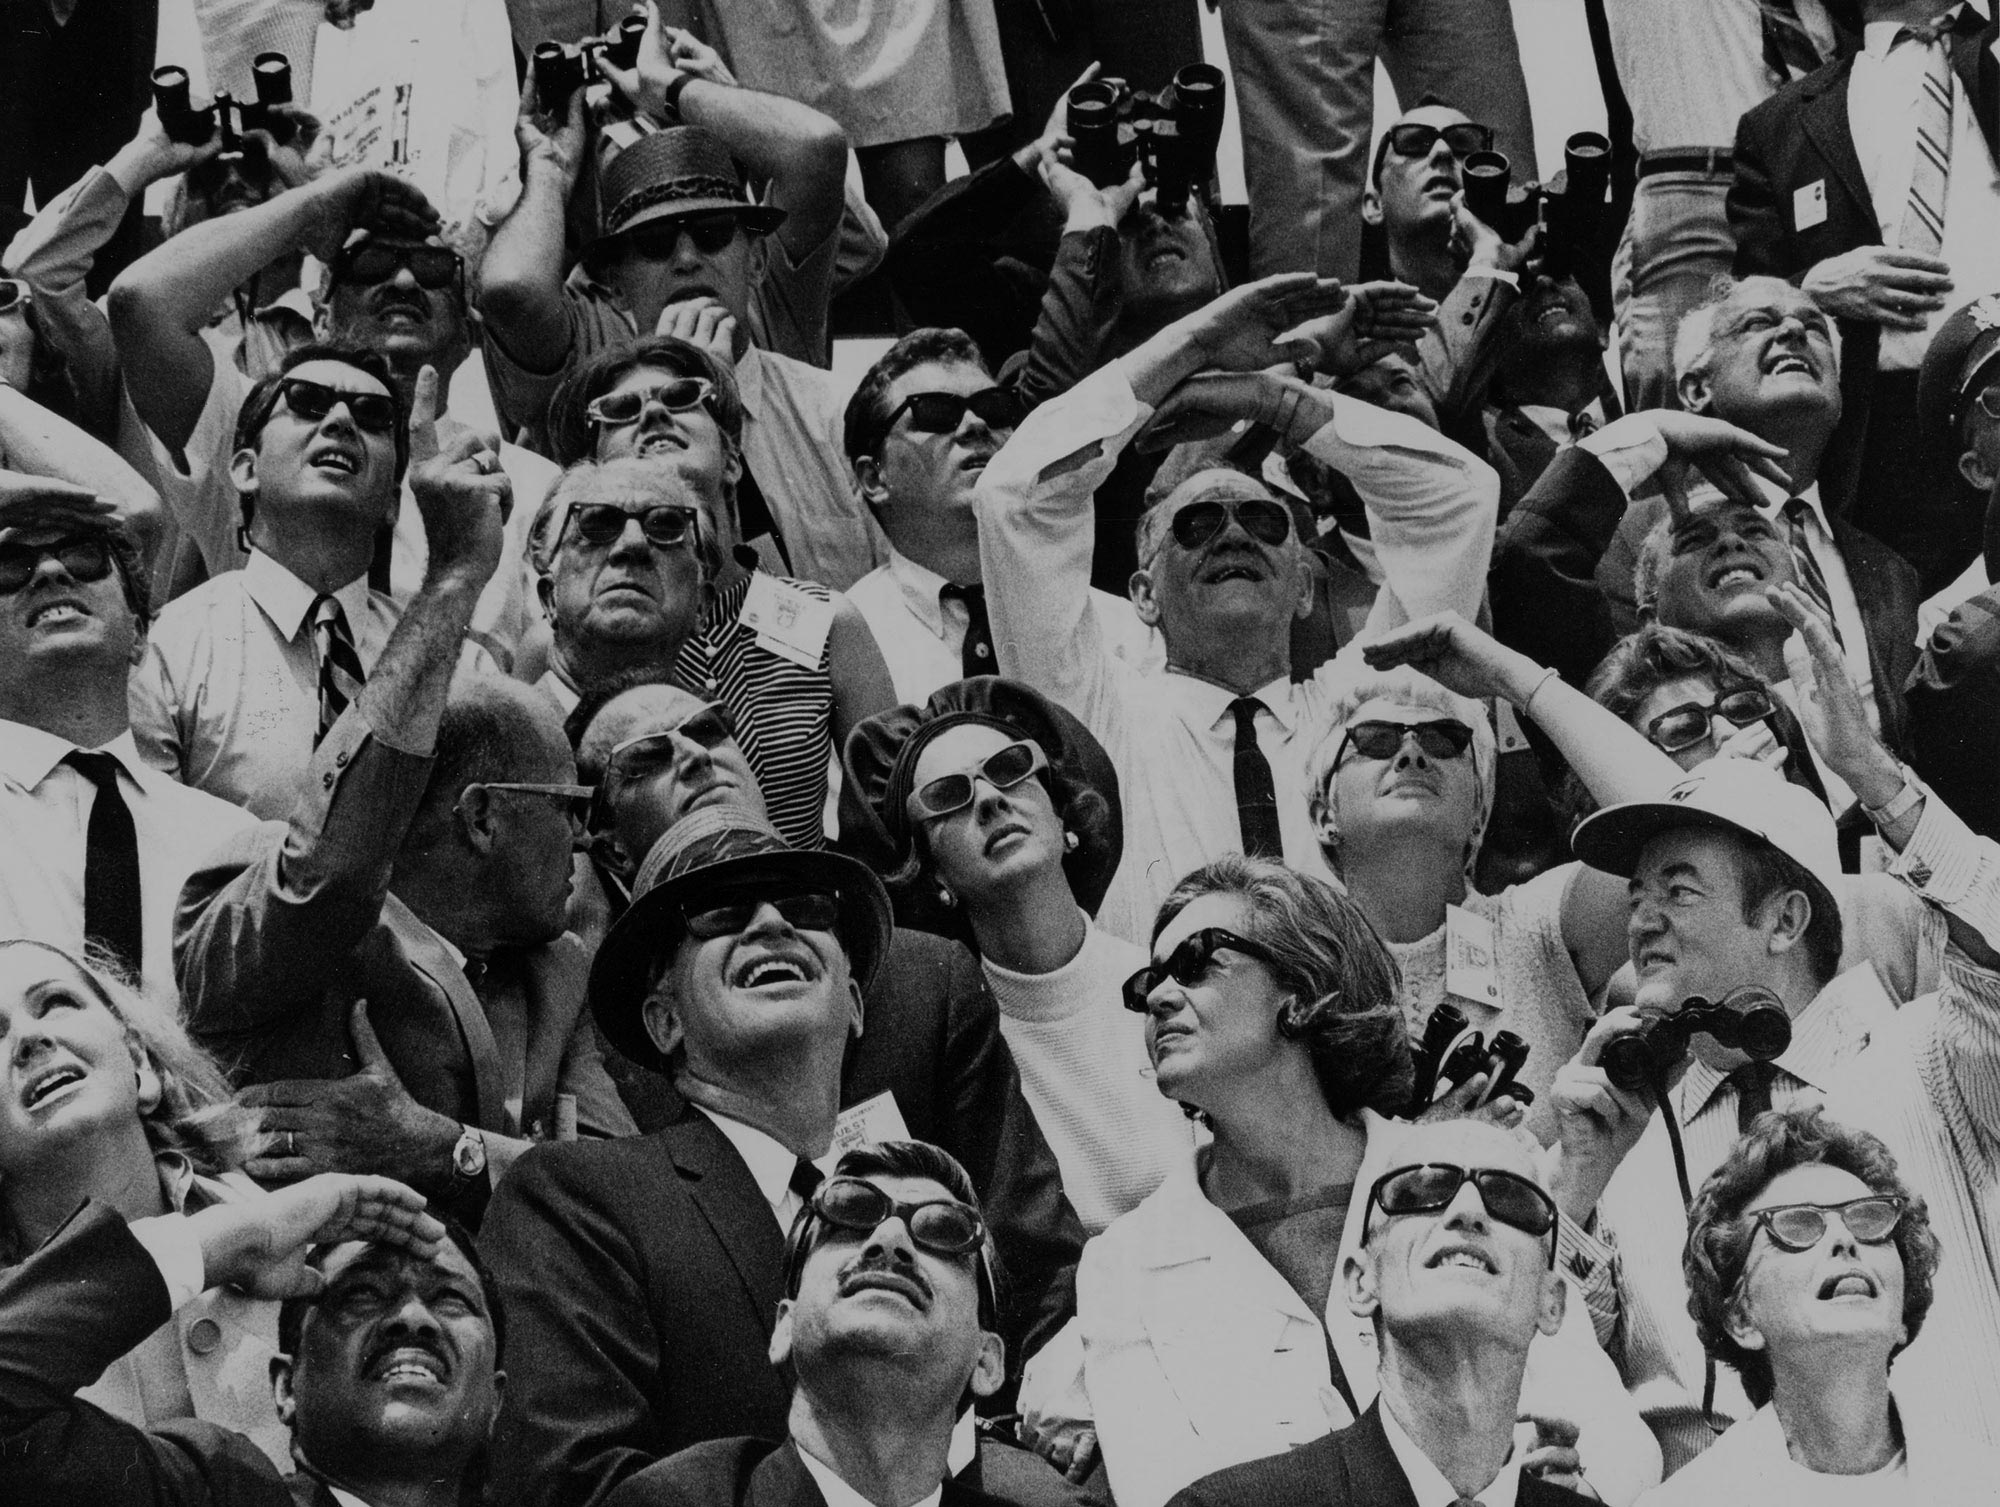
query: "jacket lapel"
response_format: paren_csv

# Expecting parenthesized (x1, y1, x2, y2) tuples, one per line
(666, 1106, 788, 1327)
(1798, 65, 1879, 236)
(1346, 1405, 1423, 1507)
(1953, 20, 2000, 168)
(387, 892, 510, 1133)
(748, 1441, 831, 1507)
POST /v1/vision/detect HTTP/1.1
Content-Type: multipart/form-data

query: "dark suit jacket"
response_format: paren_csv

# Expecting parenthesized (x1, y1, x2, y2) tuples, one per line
(606, 1437, 1006, 1507)
(1908, 583, 2000, 839)
(0, 1200, 337, 1507)
(1728, 21, 2000, 521)
(175, 707, 634, 1209)
(1165, 1404, 1596, 1507)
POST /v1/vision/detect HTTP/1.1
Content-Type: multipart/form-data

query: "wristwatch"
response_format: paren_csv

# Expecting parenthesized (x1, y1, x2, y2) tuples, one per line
(447, 1126, 487, 1188)
(1862, 768, 1923, 829)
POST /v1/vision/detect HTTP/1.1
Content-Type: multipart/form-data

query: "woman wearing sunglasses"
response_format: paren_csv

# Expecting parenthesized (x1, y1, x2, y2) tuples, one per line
(1305, 613, 1686, 1136)
(1644, 1106, 1999, 1506)
(845, 678, 1192, 1234)
(1015, 855, 1659, 1507)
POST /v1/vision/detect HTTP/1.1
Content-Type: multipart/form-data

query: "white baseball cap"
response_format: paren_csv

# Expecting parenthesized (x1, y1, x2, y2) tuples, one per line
(1571, 759, 1841, 920)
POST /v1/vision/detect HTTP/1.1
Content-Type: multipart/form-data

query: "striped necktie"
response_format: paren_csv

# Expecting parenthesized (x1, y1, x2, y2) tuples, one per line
(311, 594, 367, 746)
(1896, 15, 1958, 257)
(1781, 498, 1844, 648)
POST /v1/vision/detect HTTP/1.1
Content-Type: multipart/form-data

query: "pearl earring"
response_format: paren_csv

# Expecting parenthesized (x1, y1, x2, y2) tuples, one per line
(1063, 830, 1080, 852)
(938, 887, 957, 909)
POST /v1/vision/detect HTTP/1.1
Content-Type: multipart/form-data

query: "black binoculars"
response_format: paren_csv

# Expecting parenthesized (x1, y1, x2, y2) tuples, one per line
(1407, 1002, 1533, 1116)
(1600, 988, 1792, 1093)
(1067, 64, 1226, 216)
(1460, 130, 1612, 281)
(533, 16, 648, 118)
(153, 52, 297, 148)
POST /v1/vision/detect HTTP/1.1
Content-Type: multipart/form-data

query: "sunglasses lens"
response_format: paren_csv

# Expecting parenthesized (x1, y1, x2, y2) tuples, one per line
(1170, 501, 1228, 550)
(1345, 723, 1404, 761)
(910, 1202, 984, 1254)
(656, 379, 707, 411)
(1166, 934, 1219, 986)
(1717, 689, 1772, 726)
(1121, 965, 1159, 1012)
(1236, 500, 1292, 545)
(640, 509, 695, 546)
(1443, 125, 1489, 156)
(819, 1179, 892, 1229)
(1477, 1171, 1555, 1237)
(1843, 1198, 1901, 1243)
(982, 741, 1038, 789)
(903, 394, 967, 433)
(1650, 707, 1709, 752)
(589, 392, 646, 425)
(1388, 125, 1436, 156)
(1379, 1165, 1459, 1214)
(1410, 721, 1473, 759)
(0, 539, 105, 592)
(572, 505, 625, 544)
(911, 773, 975, 820)
(967, 388, 1021, 429)
(680, 706, 733, 748)
(0, 281, 25, 313)
(778, 892, 842, 931)
(1766, 1208, 1829, 1249)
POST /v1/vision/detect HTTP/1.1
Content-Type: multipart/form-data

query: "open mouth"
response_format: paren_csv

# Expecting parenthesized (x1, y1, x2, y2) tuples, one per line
(731, 954, 814, 989)
(367, 1344, 450, 1386)
(1706, 557, 1766, 590)
(1819, 1271, 1879, 1299)
(637, 430, 689, 456)
(308, 444, 363, 477)
(1427, 1244, 1497, 1274)
(22, 1063, 86, 1110)
(26, 599, 89, 628)
(1765, 352, 1815, 379)
(1202, 555, 1267, 585)
(840, 1267, 931, 1307)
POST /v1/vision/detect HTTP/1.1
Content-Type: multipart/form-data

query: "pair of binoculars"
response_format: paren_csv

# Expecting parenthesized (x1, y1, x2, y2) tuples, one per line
(1407, 1002, 1533, 1116)
(532, 16, 649, 118)
(1461, 130, 1611, 281)
(1600, 988, 1792, 1092)
(1067, 64, 1226, 216)
(153, 52, 296, 148)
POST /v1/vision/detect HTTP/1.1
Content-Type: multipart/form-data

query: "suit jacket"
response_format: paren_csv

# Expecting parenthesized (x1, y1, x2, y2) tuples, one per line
(0, 1200, 340, 1507)
(1907, 582, 2000, 839)
(1727, 22, 2000, 521)
(175, 706, 635, 1209)
(606, 1437, 1006, 1507)
(1166, 1404, 1596, 1507)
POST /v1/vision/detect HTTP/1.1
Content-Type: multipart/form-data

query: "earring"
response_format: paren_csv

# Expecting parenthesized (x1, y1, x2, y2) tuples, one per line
(1063, 830, 1080, 852)
(938, 887, 957, 909)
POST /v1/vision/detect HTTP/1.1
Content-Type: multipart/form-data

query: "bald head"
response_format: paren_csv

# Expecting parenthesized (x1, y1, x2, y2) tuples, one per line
(411, 676, 576, 846)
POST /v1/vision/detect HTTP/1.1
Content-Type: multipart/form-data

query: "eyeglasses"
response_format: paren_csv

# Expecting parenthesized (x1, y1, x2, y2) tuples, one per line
(683, 888, 842, 941)
(0, 536, 113, 594)
(583, 378, 717, 428)
(1384, 122, 1495, 161)
(1168, 497, 1294, 551)
(0, 278, 29, 316)
(1972, 387, 2000, 422)
(334, 242, 463, 291)
(458, 781, 595, 839)
(806, 1176, 987, 1257)
(627, 212, 743, 259)
(882, 388, 1021, 439)
(1749, 1195, 1906, 1253)
(561, 503, 700, 550)
(1332, 718, 1475, 768)
(1643, 686, 1774, 755)
(592, 704, 738, 826)
(1364, 1162, 1559, 1265)
(904, 740, 1049, 824)
(275, 376, 400, 436)
(1122, 927, 1277, 1013)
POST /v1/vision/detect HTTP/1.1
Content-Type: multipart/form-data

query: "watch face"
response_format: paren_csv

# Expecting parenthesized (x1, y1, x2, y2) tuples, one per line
(455, 1132, 486, 1177)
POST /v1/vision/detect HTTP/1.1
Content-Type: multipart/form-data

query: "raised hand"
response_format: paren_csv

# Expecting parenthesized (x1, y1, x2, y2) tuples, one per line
(1036, 147, 1144, 234)
(596, 0, 690, 120)
(302, 166, 442, 262)
(1771, 581, 1901, 804)
(184, 1173, 443, 1299)
(1801, 246, 1953, 331)
(1647, 410, 1793, 521)
(1286, 280, 1438, 379)
(1360, 611, 1543, 705)
(1451, 189, 1537, 274)
(1018, 1413, 1100, 1485)
(1174, 273, 1353, 373)
(1544, 1008, 1657, 1224)
(405, 365, 508, 587)
(1517, 1413, 1586, 1493)
(1135, 370, 1307, 452)
(0, 470, 112, 531)
(517, 68, 590, 191)
(655, 296, 739, 361)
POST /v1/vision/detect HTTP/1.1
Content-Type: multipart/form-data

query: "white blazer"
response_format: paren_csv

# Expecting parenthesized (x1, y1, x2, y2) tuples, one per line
(1020, 1111, 1662, 1507)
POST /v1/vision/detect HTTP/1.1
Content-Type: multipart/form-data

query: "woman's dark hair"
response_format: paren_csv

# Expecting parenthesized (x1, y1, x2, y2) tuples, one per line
(545, 334, 745, 466)
(1150, 856, 1413, 1119)
(1684, 1105, 1940, 1408)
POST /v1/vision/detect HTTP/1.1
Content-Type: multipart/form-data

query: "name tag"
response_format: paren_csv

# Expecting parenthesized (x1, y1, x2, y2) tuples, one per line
(1794, 180, 1828, 232)
(739, 572, 833, 670)
(1445, 904, 1501, 1009)
(828, 1090, 911, 1161)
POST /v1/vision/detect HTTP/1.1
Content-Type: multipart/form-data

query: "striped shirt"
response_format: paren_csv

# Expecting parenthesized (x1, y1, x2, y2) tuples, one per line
(671, 570, 834, 852)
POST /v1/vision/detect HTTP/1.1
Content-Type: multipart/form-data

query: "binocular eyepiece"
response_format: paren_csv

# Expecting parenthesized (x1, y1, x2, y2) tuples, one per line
(1460, 130, 1612, 282)
(1599, 988, 1792, 1093)
(1066, 64, 1227, 216)
(535, 16, 649, 119)
(1406, 1002, 1533, 1116)
(154, 52, 296, 148)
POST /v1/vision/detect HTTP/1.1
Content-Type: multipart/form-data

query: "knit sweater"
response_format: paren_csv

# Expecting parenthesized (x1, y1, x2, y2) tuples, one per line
(982, 918, 1194, 1232)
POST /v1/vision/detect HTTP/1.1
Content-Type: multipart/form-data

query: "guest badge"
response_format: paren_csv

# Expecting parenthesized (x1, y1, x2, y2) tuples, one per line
(1794, 180, 1828, 232)
(1445, 904, 1501, 1008)
(740, 573, 834, 670)
(829, 1091, 911, 1161)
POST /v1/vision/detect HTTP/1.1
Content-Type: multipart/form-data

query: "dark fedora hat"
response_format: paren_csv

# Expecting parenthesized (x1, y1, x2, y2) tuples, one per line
(588, 805, 892, 1073)
(595, 126, 786, 249)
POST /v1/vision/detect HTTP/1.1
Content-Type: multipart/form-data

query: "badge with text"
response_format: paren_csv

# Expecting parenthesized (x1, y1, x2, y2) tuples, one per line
(740, 573, 834, 670)
(1793, 180, 1828, 232)
(1445, 904, 1501, 1007)
(828, 1091, 911, 1163)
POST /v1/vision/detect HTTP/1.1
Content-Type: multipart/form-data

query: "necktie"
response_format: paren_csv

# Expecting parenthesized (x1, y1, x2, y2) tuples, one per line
(1227, 698, 1284, 860)
(310, 595, 367, 747)
(1781, 498, 1845, 648)
(1567, 407, 1599, 440)
(63, 751, 143, 977)
(790, 1158, 824, 1201)
(1762, 0, 1830, 83)
(1896, 17, 1957, 258)
(940, 581, 995, 679)
(1729, 1060, 1782, 1135)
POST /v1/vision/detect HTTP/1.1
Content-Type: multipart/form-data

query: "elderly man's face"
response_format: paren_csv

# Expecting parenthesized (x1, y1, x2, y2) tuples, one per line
(582, 684, 767, 866)
(474, 713, 582, 947)
(1681, 279, 1840, 435)
(1368, 105, 1477, 242)
(1648, 498, 1794, 645)
(603, 213, 765, 338)
(1626, 826, 1798, 1033)
(1957, 373, 2000, 495)
(542, 469, 705, 661)
(1133, 474, 1312, 653)
(325, 238, 473, 376)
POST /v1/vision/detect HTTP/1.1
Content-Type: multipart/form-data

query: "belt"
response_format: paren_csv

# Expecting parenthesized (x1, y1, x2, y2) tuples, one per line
(1638, 149, 1733, 178)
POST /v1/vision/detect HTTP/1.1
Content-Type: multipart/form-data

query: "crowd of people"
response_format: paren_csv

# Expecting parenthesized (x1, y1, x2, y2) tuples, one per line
(2, 1, 2000, 1505)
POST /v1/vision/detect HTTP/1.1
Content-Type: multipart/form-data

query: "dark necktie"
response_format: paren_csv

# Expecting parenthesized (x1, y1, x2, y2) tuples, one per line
(1227, 698, 1284, 860)
(1762, 0, 1830, 83)
(1729, 1060, 1782, 1135)
(790, 1158, 824, 1201)
(63, 751, 143, 977)
(1781, 498, 1845, 649)
(734, 464, 793, 576)
(940, 581, 995, 679)
(310, 595, 368, 746)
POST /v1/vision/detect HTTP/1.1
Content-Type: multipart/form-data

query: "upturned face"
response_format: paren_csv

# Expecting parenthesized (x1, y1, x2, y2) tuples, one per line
(1647, 499, 1795, 644)
(908, 724, 1066, 909)
(1136, 892, 1296, 1115)
(233, 358, 402, 544)
(1681, 278, 1840, 435)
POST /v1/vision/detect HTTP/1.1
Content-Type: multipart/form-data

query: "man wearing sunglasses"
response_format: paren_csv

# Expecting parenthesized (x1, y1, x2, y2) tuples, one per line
(1168, 1117, 1592, 1507)
(843, 328, 1157, 704)
(177, 393, 634, 1229)
(975, 273, 1500, 942)
(606, 1141, 1011, 1507)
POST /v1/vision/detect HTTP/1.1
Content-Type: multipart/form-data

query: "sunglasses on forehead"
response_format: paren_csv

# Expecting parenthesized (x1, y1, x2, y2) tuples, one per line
(0, 536, 113, 594)
(883, 388, 1021, 438)
(335, 241, 463, 290)
(1332, 717, 1475, 767)
(1365, 1162, 1559, 1265)
(1644, 686, 1773, 755)
(274, 376, 400, 436)
(583, 378, 716, 428)
(1121, 927, 1276, 1012)
(562, 503, 700, 550)
(627, 212, 743, 259)
(1384, 121, 1494, 160)
(1750, 1195, 1905, 1253)
(0, 278, 29, 316)
(1169, 497, 1293, 551)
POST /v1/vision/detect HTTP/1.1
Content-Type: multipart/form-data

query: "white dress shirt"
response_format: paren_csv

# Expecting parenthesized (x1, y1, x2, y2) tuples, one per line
(1848, 2, 2000, 370)
(1379, 1394, 1522, 1507)
(0, 722, 258, 1006)
(128, 549, 398, 820)
(694, 1106, 817, 1232)
(796, 1446, 943, 1507)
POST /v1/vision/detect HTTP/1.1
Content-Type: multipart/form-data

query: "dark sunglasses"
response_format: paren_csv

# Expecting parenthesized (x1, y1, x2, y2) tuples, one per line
(592, 704, 738, 828)
(1333, 717, 1475, 767)
(0, 278, 28, 316)
(883, 387, 1021, 439)
(627, 212, 743, 259)
(275, 376, 399, 436)
(1384, 122, 1495, 160)
(1169, 497, 1294, 551)
(562, 503, 699, 550)
(1643, 686, 1774, 755)
(807, 1176, 987, 1256)
(905, 740, 1048, 824)
(683, 888, 842, 941)
(1122, 927, 1276, 1013)
(1972, 387, 2000, 422)
(335, 242, 463, 290)
(0, 536, 113, 594)
(583, 378, 716, 427)
(1365, 1162, 1559, 1264)
(1751, 1195, 1905, 1253)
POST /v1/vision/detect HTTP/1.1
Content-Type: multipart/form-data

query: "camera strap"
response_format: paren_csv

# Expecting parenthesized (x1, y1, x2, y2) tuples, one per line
(1654, 1066, 1729, 1437)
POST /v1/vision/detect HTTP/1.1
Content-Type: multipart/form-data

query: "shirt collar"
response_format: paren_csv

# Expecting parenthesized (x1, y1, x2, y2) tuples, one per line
(734, 344, 765, 421)
(886, 547, 955, 638)
(795, 1444, 943, 1507)
(1677, 964, 1898, 1120)
(1377, 1396, 1521, 1507)
(1865, 1, 1986, 55)
(243, 549, 373, 645)
(1175, 671, 1298, 736)
(694, 1105, 800, 1215)
(0, 719, 143, 792)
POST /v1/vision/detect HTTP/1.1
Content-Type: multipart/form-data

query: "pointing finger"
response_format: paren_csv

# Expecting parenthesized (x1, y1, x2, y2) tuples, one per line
(408, 365, 441, 463)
